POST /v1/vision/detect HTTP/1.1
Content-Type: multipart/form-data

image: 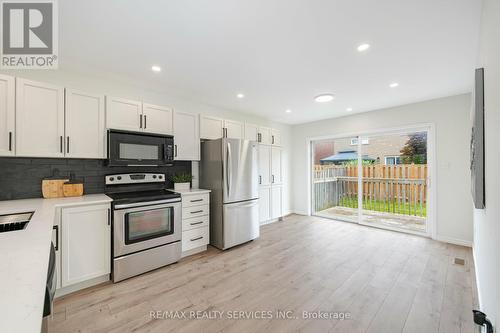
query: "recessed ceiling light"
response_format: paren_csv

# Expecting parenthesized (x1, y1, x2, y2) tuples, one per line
(151, 65, 161, 72)
(357, 43, 370, 52)
(237, 93, 245, 99)
(346, 107, 353, 112)
(285, 109, 292, 113)
(314, 94, 335, 103)
(389, 82, 399, 88)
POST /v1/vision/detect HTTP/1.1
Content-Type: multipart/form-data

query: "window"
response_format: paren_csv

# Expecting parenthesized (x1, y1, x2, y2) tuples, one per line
(385, 156, 401, 165)
(350, 137, 370, 145)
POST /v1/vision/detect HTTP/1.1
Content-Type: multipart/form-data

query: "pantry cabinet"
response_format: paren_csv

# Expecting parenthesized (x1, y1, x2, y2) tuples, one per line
(60, 204, 111, 287)
(65, 89, 106, 158)
(0, 74, 15, 156)
(271, 147, 283, 185)
(258, 145, 272, 186)
(16, 78, 65, 157)
(173, 110, 200, 161)
(258, 186, 271, 223)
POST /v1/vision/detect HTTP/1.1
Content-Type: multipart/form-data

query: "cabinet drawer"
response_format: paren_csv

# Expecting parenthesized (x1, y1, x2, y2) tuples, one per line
(182, 215, 209, 232)
(182, 205, 209, 219)
(182, 226, 209, 252)
(182, 193, 209, 207)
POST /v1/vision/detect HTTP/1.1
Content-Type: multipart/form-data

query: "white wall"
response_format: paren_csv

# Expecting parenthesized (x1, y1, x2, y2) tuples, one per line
(291, 94, 473, 245)
(0, 69, 293, 215)
(473, 0, 500, 327)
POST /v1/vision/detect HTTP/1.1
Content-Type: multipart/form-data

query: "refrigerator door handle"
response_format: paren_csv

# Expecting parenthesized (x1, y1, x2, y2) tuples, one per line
(226, 141, 232, 196)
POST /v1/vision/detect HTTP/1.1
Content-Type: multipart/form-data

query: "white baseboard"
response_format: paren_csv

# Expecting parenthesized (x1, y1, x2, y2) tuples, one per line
(55, 274, 110, 298)
(435, 235, 473, 247)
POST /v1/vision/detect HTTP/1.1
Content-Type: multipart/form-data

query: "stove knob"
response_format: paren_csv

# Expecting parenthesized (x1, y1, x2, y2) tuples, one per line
(109, 177, 114, 182)
(158, 175, 163, 179)
(117, 176, 122, 180)
(152, 175, 157, 179)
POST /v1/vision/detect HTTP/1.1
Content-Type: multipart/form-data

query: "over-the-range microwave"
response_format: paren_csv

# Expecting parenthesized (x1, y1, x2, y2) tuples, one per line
(107, 129, 175, 167)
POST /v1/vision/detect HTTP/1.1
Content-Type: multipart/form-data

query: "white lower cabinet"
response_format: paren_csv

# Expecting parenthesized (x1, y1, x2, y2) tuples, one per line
(178, 190, 211, 256)
(60, 204, 111, 288)
(271, 186, 283, 219)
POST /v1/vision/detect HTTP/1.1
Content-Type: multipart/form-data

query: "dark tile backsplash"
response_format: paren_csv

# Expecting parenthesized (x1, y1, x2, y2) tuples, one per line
(0, 157, 191, 201)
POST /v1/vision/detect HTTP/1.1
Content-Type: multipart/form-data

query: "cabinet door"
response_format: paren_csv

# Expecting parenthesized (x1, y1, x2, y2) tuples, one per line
(271, 129, 281, 146)
(259, 127, 272, 145)
(65, 89, 105, 158)
(61, 204, 111, 287)
(259, 186, 271, 223)
(142, 103, 173, 135)
(0, 75, 15, 156)
(271, 186, 283, 219)
(173, 110, 200, 161)
(271, 147, 282, 185)
(258, 145, 272, 186)
(105, 96, 142, 131)
(16, 79, 65, 157)
(224, 119, 244, 139)
(244, 123, 259, 141)
(200, 115, 224, 140)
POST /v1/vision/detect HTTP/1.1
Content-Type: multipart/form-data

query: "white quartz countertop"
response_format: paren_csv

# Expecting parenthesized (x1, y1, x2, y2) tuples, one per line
(170, 188, 211, 195)
(0, 194, 112, 333)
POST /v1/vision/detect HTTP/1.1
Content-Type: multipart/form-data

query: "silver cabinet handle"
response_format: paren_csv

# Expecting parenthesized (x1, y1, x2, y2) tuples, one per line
(259, 175, 262, 184)
(272, 135, 275, 144)
(144, 115, 147, 129)
(8, 132, 12, 151)
(60, 136, 63, 153)
(190, 199, 203, 202)
(190, 221, 204, 226)
(140, 114, 143, 128)
(190, 210, 203, 214)
(190, 236, 203, 242)
(52, 225, 59, 251)
(107, 208, 111, 226)
(174, 144, 178, 157)
(272, 175, 275, 183)
(66, 136, 70, 154)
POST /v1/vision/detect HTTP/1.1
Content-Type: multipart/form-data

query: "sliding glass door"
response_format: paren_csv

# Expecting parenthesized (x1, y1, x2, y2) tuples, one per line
(311, 129, 429, 235)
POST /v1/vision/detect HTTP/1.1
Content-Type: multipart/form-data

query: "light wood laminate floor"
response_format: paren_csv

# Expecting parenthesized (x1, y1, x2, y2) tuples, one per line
(49, 214, 478, 333)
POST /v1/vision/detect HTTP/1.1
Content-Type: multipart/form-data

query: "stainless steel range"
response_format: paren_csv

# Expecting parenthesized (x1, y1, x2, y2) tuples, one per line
(105, 173, 181, 282)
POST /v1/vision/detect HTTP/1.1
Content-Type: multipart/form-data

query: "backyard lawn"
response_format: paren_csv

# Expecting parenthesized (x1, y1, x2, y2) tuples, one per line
(338, 197, 426, 217)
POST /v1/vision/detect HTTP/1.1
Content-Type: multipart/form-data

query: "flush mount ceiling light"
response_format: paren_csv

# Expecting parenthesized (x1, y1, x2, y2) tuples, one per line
(346, 107, 353, 112)
(357, 43, 370, 52)
(314, 94, 335, 103)
(285, 109, 292, 113)
(389, 82, 399, 88)
(151, 65, 161, 72)
(236, 93, 245, 99)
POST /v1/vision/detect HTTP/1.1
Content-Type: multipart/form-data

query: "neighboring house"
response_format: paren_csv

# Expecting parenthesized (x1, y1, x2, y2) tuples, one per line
(314, 134, 410, 165)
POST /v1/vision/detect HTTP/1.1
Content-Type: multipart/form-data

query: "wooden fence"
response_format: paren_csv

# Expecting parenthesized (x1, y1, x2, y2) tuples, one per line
(313, 164, 427, 216)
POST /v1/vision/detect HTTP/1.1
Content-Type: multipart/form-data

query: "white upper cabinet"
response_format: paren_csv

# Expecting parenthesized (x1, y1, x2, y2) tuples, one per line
(200, 115, 224, 140)
(258, 145, 272, 186)
(0, 75, 15, 156)
(106, 96, 142, 131)
(174, 110, 200, 161)
(271, 147, 283, 185)
(16, 78, 65, 157)
(258, 126, 272, 145)
(244, 123, 259, 142)
(142, 103, 173, 135)
(224, 119, 244, 139)
(65, 89, 105, 159)
(271, 129, 281, 146)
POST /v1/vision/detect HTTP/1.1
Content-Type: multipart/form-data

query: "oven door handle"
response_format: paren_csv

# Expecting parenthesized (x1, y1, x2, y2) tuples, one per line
(114, 198, 181, 209)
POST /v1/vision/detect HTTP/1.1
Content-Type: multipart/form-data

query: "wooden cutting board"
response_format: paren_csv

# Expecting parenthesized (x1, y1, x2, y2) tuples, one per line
(63, 183, 84, 197)
(42, 179, 69, 199)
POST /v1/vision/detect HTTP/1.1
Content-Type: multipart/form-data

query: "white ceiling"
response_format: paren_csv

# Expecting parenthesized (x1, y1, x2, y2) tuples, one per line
(60, 0, 482, 124)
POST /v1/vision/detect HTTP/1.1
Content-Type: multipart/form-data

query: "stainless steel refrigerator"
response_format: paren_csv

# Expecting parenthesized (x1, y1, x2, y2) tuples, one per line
(200, 138, 259, 250)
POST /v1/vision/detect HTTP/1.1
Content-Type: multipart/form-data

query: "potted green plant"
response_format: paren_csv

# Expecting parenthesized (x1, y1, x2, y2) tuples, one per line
(170, 173, 193, 191)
